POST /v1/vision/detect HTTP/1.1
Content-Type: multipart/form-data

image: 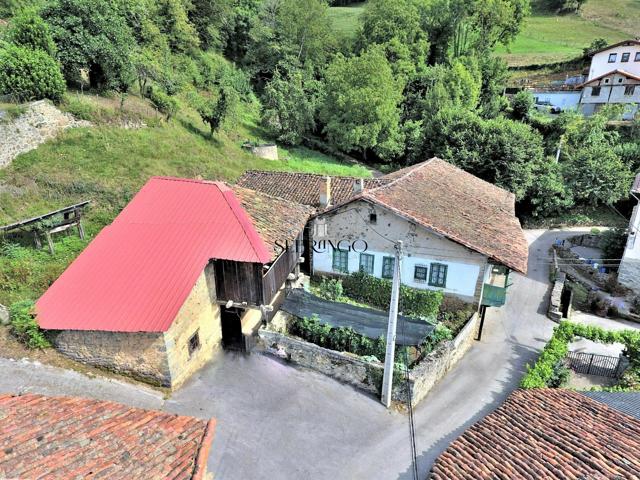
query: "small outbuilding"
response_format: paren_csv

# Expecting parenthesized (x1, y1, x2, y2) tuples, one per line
(36, 177, 312, 388)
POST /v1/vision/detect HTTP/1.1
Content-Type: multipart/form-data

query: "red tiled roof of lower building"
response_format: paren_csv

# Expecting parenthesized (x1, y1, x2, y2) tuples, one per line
(364, 159, 527, 273)
(0, 393, 215, 480)
(236, 170, 387, 209)
(430, 389, 640, 480)
(233, 186, 314, 259)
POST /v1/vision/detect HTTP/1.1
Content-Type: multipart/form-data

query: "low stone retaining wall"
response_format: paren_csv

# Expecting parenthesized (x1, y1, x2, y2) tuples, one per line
(258, 313, 479, 406)
(0, 100, 91, 169)
(242, 143, 278, 160)
(567, 233, 604, 249)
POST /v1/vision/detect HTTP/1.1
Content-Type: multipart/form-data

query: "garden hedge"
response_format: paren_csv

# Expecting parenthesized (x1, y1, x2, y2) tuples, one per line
(342, 271, 443, 320)
(520, 321, 640, 389)
(0, 44, 65, 102)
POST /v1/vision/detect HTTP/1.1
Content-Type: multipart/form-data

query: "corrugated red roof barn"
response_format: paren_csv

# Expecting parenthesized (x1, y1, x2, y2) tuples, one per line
(35, 177, 274, 333)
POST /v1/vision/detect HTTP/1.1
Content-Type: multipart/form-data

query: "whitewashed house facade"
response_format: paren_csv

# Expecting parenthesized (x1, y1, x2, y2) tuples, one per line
(579, 40, 640, 119)
(619, 174, 640, 294)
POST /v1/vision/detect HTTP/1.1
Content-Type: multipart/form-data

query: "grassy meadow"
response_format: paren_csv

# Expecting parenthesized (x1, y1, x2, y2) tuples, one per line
(328, 0, 638, 66)
(0, 93, 371, 305)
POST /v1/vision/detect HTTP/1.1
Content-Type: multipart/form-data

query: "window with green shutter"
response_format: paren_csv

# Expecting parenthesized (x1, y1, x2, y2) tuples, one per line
(359, 253, 375, 275)
(332, 248, 349, 273)
(429, 263, 447, 287)
(382, 256, 395, 279)
(414, 265, 428, 282)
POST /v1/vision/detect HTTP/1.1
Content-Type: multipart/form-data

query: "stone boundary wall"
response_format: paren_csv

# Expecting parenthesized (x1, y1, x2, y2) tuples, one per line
(548, 271, 567, 322)
(567, 233, 604, 249)
(0, 100, 90, 169)
(258, 312, 479, 406)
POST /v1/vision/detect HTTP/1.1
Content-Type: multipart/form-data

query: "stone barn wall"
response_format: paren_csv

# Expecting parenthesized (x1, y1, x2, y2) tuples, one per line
(53, 330, 171, 386)
(164, 263, 222, 388)
(53, 263, 222, 389)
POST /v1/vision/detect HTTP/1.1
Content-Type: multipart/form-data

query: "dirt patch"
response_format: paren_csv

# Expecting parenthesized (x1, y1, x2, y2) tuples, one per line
(0, 325, 169, 394)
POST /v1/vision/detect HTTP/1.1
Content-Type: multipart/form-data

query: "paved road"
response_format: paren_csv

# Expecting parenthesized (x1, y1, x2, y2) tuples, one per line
(282, 289, 434, 345)
(0, 229, 591, 479)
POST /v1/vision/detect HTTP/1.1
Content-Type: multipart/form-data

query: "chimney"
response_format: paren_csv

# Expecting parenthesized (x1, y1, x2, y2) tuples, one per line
(320, 176, 331, 208)
(353, 178, 364, 194)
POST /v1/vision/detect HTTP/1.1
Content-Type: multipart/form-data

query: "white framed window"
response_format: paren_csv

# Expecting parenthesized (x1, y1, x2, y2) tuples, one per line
(608, 53, 617, 63)
(622, 52, 631, 62)
(414, 265, 428, 283)
(382, 256, 395, 279)
(332, 248, 349, 273)
(359, 253, 375, 274)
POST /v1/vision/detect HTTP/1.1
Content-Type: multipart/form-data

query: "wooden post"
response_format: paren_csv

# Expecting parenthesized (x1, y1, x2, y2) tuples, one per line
(33, 230, 42, 249)
(77, 220, 85, 240)
(45, 231, 54, 254)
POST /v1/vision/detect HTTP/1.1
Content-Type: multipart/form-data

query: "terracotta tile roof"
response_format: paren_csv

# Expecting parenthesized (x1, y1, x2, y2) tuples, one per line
(0, 393, 215, 480)
(363, 159, 527, 273)
(236, 170, 387, 209)
(430, 389, 640, 480)
(233, 186, 314, 261)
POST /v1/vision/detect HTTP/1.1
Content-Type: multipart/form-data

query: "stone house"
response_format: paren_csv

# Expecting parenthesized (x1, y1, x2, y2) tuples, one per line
(238, 158, 529, 308)
(36, 177, 312, 388)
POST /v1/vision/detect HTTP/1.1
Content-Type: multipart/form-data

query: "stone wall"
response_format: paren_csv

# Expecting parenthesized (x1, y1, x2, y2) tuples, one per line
(619, 258, 640, 294)
(53, 330, 171, 386)
(548, 271, 567, 322)
(567, 233, 604, 249)
(555, 245, 609, 289)
(400, 313, 479, 406)
(164, 263, 222, 389)
(243, 143, 278, 160)
(258, 312, 480, 406)
(258, 329, 383, 395)
(0, 100, 90, 169)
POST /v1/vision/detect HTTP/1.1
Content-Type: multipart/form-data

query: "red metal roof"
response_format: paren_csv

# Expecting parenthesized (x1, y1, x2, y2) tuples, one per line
(36, 177, 272, 332)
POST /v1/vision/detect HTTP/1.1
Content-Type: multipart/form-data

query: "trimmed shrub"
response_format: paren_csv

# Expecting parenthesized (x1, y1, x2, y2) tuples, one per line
(342, 271, 443, 320)
(9, 300, 51, 349)
(0, 44, 65, 102)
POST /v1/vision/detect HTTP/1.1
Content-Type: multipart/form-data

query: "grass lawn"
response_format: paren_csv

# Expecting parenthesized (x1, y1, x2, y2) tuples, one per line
(498, 0, 639, 66)
(327, 2, 367, 38)
(0, 93, 371, 306)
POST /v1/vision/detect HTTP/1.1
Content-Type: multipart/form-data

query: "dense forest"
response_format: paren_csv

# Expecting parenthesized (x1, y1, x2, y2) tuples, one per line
(0, 0, 639, 222)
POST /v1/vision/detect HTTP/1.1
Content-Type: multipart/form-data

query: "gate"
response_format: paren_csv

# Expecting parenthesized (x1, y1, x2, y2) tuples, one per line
(566, 351, 623, 378)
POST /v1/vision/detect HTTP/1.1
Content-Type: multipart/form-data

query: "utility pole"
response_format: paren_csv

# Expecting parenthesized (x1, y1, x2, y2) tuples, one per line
(381, 240, 403, 408)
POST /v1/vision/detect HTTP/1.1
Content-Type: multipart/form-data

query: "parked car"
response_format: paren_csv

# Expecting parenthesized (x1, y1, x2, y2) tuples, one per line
(534, 100, 562, 114)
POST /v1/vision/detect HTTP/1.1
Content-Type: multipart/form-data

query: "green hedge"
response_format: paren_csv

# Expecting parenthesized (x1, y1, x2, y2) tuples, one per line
(9, 300, 51, 349)
(342, 271, 443, 320)
(520, 321, 640, 389)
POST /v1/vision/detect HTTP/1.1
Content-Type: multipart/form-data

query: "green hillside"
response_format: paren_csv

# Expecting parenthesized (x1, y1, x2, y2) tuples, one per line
(0, 94, 371, 306)
(496, 0, 636, 66)
(328, 0, 638, 66)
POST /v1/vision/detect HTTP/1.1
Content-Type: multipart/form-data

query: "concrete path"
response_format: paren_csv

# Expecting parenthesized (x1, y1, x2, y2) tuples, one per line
(0, 228, 597, 479)
(282, 289, 434, 345)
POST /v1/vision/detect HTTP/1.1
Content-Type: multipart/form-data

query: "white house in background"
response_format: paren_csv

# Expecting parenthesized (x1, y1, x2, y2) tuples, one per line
(587, 40, 640, 81)
(579, 39, 640, 119)
(310, 159, 529, 308)
(619, 174, 640, 294)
